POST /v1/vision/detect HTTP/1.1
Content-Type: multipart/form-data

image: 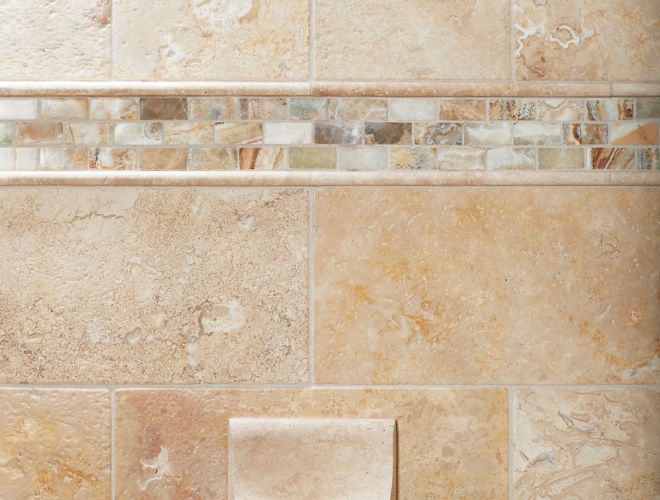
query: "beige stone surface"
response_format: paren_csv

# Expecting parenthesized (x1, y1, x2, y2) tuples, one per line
(228, 418, 396, 500)
(314, 187, 659, 384)
(514, 388, 660, 498)
(0, 187, 308, 383)
(0, 0, 110, 80)
(113, 0, 309, 81)
(115, 388, 508, 499)
(0, 389, 110, 499)
(514, 0, 660, 81)
(315, 0, 510, 80)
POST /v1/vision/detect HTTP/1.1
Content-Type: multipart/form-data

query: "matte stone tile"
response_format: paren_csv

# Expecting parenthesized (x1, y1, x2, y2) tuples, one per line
(89, 147, 137, 170)
(0, 0, 110, 79)
(489, 99, 537, 121)
(189, 148, 237, 170)
(263, 122, 313, 145)
(138, 148, 188, 170)
(113, 0, 309, 80)
(163, 122, 214, 145)
(513, 122, 563, 145)
(14, 122, 63, 146)
(389, 146, 437, 170)
(238, 147, 286, 170)
(114, 122, 163, 145)
(636, 98, 660, 120)
(611, 122, 659, 145)
(536, 99, 584, 121)
(337, 99, 387, 121)
(63, 122, 114, 146)
(89, 98, 139, 120)
(289, 147, 336, 169)
(0, 99, 38, 120)
(289, 98, 339, 121)
(140, 98, 188, 120)
(486, 147, 536, 170)
(337, 147, 387, 171)
(438, 99, 487, 121)
(365, 122, 412, 145)
(315, 0, 510, 80)
(563, 123, 608, 145)
(114, 388, 508, 499)
(0, 187, 308, 383)
(586, 99, 634, 121)
(314, 187, 659, 384)
(436, 147, 486, 170)
(514, 388, 660, 498)
(413, 123, 461, 146)
(314, 122, 362, 145)
(514, 0, 660, 81)
(40, 98, 89, 120)
(239, 98, 289, 120)
(539, 148, 585, 170)
(464, 123, 513, 146)
(39, 147, 88, 170)
(389, 99, 437, 121)
(0, 147, 39, 170)
(639, 148, 659, 170)
(215, 123, 262, 145)
(0, 389, 111, 499)
(589, 148, 637, 170)
(190, 98, 239, 121)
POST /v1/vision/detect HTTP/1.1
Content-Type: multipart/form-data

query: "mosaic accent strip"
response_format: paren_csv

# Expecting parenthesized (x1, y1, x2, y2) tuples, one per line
(0, 97, 658, 171)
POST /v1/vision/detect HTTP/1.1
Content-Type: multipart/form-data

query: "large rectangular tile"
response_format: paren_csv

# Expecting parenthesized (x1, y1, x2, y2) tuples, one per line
(0, 389, 110, 499)
(514, 0, 660, 81)
(113, 0, 309, 80)
(0, 0, 110, 79)
(514, 388, 660, 499)
(115, 388, 508, 499)
(314, 188, 659, 384)
(0, 187, 308, 383)
(314, 0, 510, 80)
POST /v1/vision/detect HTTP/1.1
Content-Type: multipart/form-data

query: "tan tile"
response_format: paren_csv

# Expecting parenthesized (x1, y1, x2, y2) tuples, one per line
(14, 122, 63, 145)
(438, 99, 487, 121)
(314, 187, 659, 384)
(314, 122, 362, 145)
(239, 98, 289, 120)
(486, 147, 536, 170)
(414, 122, 462, 146)
(514, 0, 660, 81)
(365, 122, 412, 145)
(115, 388, 508, 499)
(190, 98, 239, 121)
(337, 99, 387, 121)
(113, 0, 309, 80)
(389, 146, 437, 170)
(289, 147, 336, 169)
(138, 148, 188, 170)
(539, 148, 585, 170)
(464, 123, 513, 146)
(189, 148, 237, 170)
(89, 98, 139, 120)
(0, 0, 110, 79)
(163, 122, 214, 145)
(337, 147, 387, 171)
(315, 0, 510, 79)
(63, 122, 114, 146)
(0, 187, 308, 383)
(40, 98, 89, 120)
(586, 99, 634, 121)
(290, 98, 339, 121)
(612, 122, 659, 145)
(215, 123, 262, 145)
(228, 418, 396, 499)
(239, 147, 286, 170)
(39, 147, 88, 170)
(140, 98, 188, 120)
(436, 147, 486, 170)
(536, 99, 584, 121)
(263, 122, 313, 145)
(513, 122, 563, 145)
(0, 99, 38, 120)
(637, 98, 660, 120)
(89, 147, 137, 170)
(514, 388, 660, 498)
(563, 123, 608, 145)
(0, 389, 110, 499)
(589, 148, 637, 170)
(489, 99, 536, 121)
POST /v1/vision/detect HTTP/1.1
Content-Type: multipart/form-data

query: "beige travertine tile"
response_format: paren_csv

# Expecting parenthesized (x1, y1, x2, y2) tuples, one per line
(0, 148, 39, 170)
(389, 146, 437, 170)
(639, 148, 659, 171)
(563, 123, 608, 145)
(228, 418, 396, 500)
(0, 187, 308, 383)
(263, 122, 313, 145)
(40, 98, 89, 120)
(14, 123, 63, 146)
(115, 388, 508, 499)
(315, 0, 510, 80)
(215, 123, 263, 145)
(514, 388, 660, 499)
(113, 0, 309, 80)
(413, 123, 460, 146)
(337, 147, 387, 171)
(138, 148, 188, 170)
(114, 122, 163, 146)
(140, 98, 188, 121)
(436, 147, 486, 170)
(239, 98, 289, 120)
(486, 147, 536, 170)
(637, 98, 660, 120)
(539, 148, 585, 170)
(63, 122, 114, 146)
(189, 148, 237, 170)
(163, 122, 214, 145)
(314, 187, 659, 384)
(464, 123, 513, 146)
(513, 122, 563, 145)
(0, 99, 38, 120)
(438, 99, 487, 121)
(514, 0, 660, 81)
(314, 122, 362, 145)
(586, 99, 634, 121)
(39, 147, 88, 170)
(337, 99, 387, 121)
(0, 389, 110, 499)
(89, 147, 137, 170)
(290, 98, 339, 121)
(536, 99, 584, 121)
(190, 98, 239, 121)
(89, 98, 139, 120)
(289, 147, 336, 169)
(389, 99, 437, 122)
(0, 0, 110, 80)
(365, 123, 412, 145)
(489, 99, 537, 121)
(589, 148, 637, 170)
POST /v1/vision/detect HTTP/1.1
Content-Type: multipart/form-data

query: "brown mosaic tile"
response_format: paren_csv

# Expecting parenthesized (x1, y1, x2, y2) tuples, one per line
(289, 147, 336, 169)
(637, 98, 660, 120)
(89, 147, 137, 170)
(337, 147, 387, 171)
(514, 388, 660, 499)
(486, 147, 536, 170)
(114, 388, 508, 499)
(39, 147, 88, 170)
(189, 147, 237, 170)
(538, 148, 584, 170)
(586, 99, 634, 121)
(563, 123, 608, 145)
(215, 122, 262, 145)
(337, 98, 387, 121)
(163, 122, 214, 145)
(314, 187, 659, 384)
(612, 122, 659, 145)
(489, 99, 536, 121)
(14, 122, 63, 145)
(138, 148, 188, 170)
(364, 122, 412, 145)
(389, 146, 437, 170)
(639, 148, 659, 171)
(89, 98, 139, 120)
(239, 147, 286, 170)
(0, 389, 111, 499)
(189, 98, 238, 121)
(438, 99, 487, 121)
(140, 98, 188, 120)
(40, 98, 88, 120)
(240, 98, 288, 120)
(63, 122, 113, 146)
(413, 122, 461, 146)
(314, 122, 362, 145)
(589, 148, 637, 170)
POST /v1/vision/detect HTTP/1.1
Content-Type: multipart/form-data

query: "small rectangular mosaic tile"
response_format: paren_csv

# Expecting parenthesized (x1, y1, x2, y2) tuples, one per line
(0, 96, 658, 171)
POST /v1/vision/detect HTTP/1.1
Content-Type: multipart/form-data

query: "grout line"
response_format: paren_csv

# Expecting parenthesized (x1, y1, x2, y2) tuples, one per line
(508, 387, 514, 500)
(308, 187, 315, 385)
(110, 388, 116, 500)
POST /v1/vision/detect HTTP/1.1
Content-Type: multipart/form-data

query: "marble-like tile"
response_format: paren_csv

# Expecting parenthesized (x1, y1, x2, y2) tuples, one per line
(0, 99, 38, 120)
(114, 122, 163, 146)
(513, 122, 563, 145)
(563, 123, 608, 145)
(436, 147, 486, 170)
(388, 146, 437, 170)
(39, 147, 88, 170)
(113, 0, 309, 80)
(163, 122, 214, 145)
(464, 123, 513, 146)
(314, 123, 362, 145)
(539, 148, 584, 170)
(365, 123, 412, 145)
(314, 187, 659, 384)
(414, 123, 461, 146)
(389, 99, 437, 121)
(487, 147, 536, 170)
(263, 123, 313, 145)
(514, 0, 660, 81)
(239, 147, 286, 170)
(228, 418, 396, 500)
(589, 148, 636, 170)
(215, 123, 262, 145)
(0, 148, 39, 170)
(637, 98, 660, 120)
(337, 147, 387, 171)
(115, 388, 508, 499)
(290, 98, 338, 121)
(240, 98, 289, 120)
(89, 147, 137, 170)
(611, 122, 659, 145)
(0, 389, 111, 499)
(0, 187, 308, 383)
(438, 99, 487, 121)
(138, 148, 188, 170)
(14, 123, 63, 146)
(40, 98, 89, 120)
(63, 123, 114, 146)
(89, 98, 139, 120)
(489, 99, 536, 121)
(514, 388, 660, 499)
(0, 0, 110, 79)
(315, 0, 510, 80)
(586, 99, 634, 121)
(639, 148, 659, 171)
(189, 148, 237, 170)
(289, 147, 336, 169)
(536, 99, 584, 121)
(337, 99, 387, 121)
(190, 98, 238, 121)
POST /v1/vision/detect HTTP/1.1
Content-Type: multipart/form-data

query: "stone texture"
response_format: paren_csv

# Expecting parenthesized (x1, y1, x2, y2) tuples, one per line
(389, 99, 437, 121)
(589, 148, 637, 170)
(0, 99, 38, 120)
(639, 148, 659, 171)
(0, 389, 111, 499)
(0, 187, 308, 383)
(215, 123, 262, 145)
(138, 148, 188, 170)
(0, 124, 13, 145)
(514, 388, 660, 498)
(513, 122, 563, 145)
(337, 147, 387, 171)
(337, 99, 387, 121)
(263, 122, 313, 145)
(290, 98, 338, 121)
(0, 0, 111, 80)
(314, 187, 659, 384)
(438, 99, 487, 121)
(314, 123, 362, 145)
(239, 98, 289, 120)
(89, 98, 139, 120)
(489, 99, 537, 120)
(365, 123, 412, 145)
(114, 122, 163, 146)
(140, 98, 188, 120)
(113, 0, 309, 80)
(586, 99, 634, 121)
(514, 0, 660, 81)
(464, 123, 513, 146)
(40, 99, 89, 120)
(189, 148, 237, 170)
(0, 147, 39, 170)
(539, 148, 585, 170)
(486, 147, 536, 170)
(563, 123, 608, 145)
(89, 147, 138, 170)
(190, 98, 238, 121)
(64, 123, 114, 146)
(39, 147, 88, 170)
(228, 418, 396, 500)
(289, 147, 336, 169)
(637, 98, 660, 120)
(163, 122, 214, 145)
(14, 123, 63, 146)
(436, 147, 486, 170)
(389, 147, 437, 170)
(315, 0, 510, 80)
(115, 388, 508, 499)
(612, 122, 659, 146)
(413, 123, 461, 146)
(536, 99, 584, 121)
(239, 147, 286, 170)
